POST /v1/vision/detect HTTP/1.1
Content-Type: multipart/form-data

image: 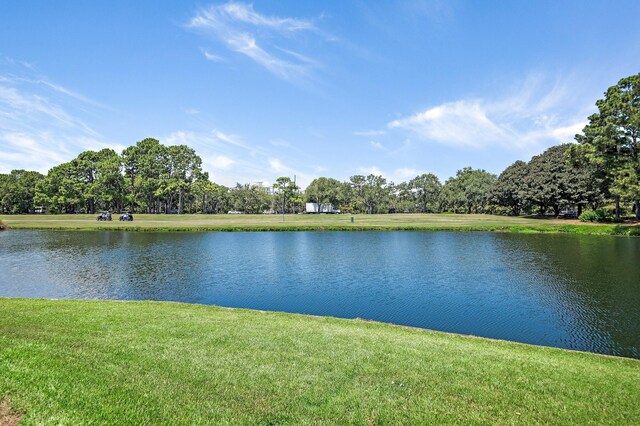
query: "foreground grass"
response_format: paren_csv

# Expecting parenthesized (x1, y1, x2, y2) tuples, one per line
(1, 299, 639, 424)
(2, 213, 639, 235)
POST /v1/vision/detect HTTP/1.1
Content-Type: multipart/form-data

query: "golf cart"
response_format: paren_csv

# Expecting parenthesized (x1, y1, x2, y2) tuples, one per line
(119, 211, 134, 221)
(97, 211, 112, 221)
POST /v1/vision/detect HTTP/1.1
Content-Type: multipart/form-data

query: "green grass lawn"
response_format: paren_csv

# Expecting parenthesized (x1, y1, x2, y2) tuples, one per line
(1, 299, 639, 424)
(2, 213, 639, 235)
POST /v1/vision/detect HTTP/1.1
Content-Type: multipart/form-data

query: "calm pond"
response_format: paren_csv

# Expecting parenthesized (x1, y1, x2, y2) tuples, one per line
(1, 230, 639, 357)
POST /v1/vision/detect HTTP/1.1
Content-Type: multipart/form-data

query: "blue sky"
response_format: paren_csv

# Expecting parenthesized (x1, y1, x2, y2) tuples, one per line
(1, 1, 640, 187)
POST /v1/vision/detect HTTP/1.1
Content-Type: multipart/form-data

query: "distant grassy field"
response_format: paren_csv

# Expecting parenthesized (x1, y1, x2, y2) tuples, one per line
(1, 213, 639, 235)
(1, 298, 639, 424)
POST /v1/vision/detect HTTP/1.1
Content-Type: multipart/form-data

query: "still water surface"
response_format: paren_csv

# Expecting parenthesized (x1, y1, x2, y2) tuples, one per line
(1, 230, 639, 357)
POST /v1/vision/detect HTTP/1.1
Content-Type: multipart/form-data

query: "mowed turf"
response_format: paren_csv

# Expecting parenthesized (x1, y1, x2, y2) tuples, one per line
(1, 299, 639, 424)
(2, 213, 639, 235)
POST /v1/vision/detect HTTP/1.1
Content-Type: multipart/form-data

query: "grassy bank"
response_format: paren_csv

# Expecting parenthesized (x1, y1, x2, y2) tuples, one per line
(1, 213, 639, 235)
(1, 299, 639, 424)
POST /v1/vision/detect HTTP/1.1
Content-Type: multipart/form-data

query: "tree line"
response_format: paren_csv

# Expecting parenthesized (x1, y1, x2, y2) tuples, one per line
(1, 74, 638, 219)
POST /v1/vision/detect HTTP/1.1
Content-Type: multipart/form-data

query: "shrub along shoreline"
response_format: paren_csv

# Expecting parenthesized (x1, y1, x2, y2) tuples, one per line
(0, 298, 639, 424)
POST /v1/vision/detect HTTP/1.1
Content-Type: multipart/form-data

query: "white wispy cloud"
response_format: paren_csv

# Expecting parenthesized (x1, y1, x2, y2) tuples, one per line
(368, 140, 386, 150)
(0, 132, 69, 169)
(0, 85, 78, 130)
(208, 155, 235, 170)
(188, 2, 320, 82)
(267, 158, 314, 186)
(200, 49, 224, 62)
(163, 129, 316, 187)
(164, 129, 265, 185)
(226, 33, 307, 80)
(388, 74, 589, 150)
(166, 128, 247, 149)
(358, 166, 385, 177)
(165, 124, 426, 186)
(0, 66, 117, 174)
(269, 158, 293, 174)
(389, 100, 508, 148)
(220, 2, 314, 31)
(394, 167, 420, 179)
(274, 46, 318, 66)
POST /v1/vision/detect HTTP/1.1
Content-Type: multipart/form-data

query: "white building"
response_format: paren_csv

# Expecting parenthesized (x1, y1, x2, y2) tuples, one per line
(305, 203, 338, 214)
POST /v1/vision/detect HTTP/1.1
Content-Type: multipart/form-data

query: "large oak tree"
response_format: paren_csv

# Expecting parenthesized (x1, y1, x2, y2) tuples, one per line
(575, 73, 640, 218)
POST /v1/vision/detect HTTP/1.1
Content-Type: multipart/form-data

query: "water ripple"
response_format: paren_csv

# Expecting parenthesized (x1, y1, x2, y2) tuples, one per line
(1, 230, 639, 358)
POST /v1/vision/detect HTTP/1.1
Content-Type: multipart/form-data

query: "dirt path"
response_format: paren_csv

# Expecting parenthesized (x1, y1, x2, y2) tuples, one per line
(0, 399, 22, 426)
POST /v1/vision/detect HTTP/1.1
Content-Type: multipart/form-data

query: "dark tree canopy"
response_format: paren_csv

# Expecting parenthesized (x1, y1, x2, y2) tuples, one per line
(0, 170, 44, 214)
(349, 174, 390, 214)
(3, 76, 639, 220)
(575, 73, 640, 218)
(490, 160, 530, 216)
(441, 168, 496, 214)
(305, 177, 344, 211)
(408, 173, 442, 213)
(526, 145, 575, 216)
